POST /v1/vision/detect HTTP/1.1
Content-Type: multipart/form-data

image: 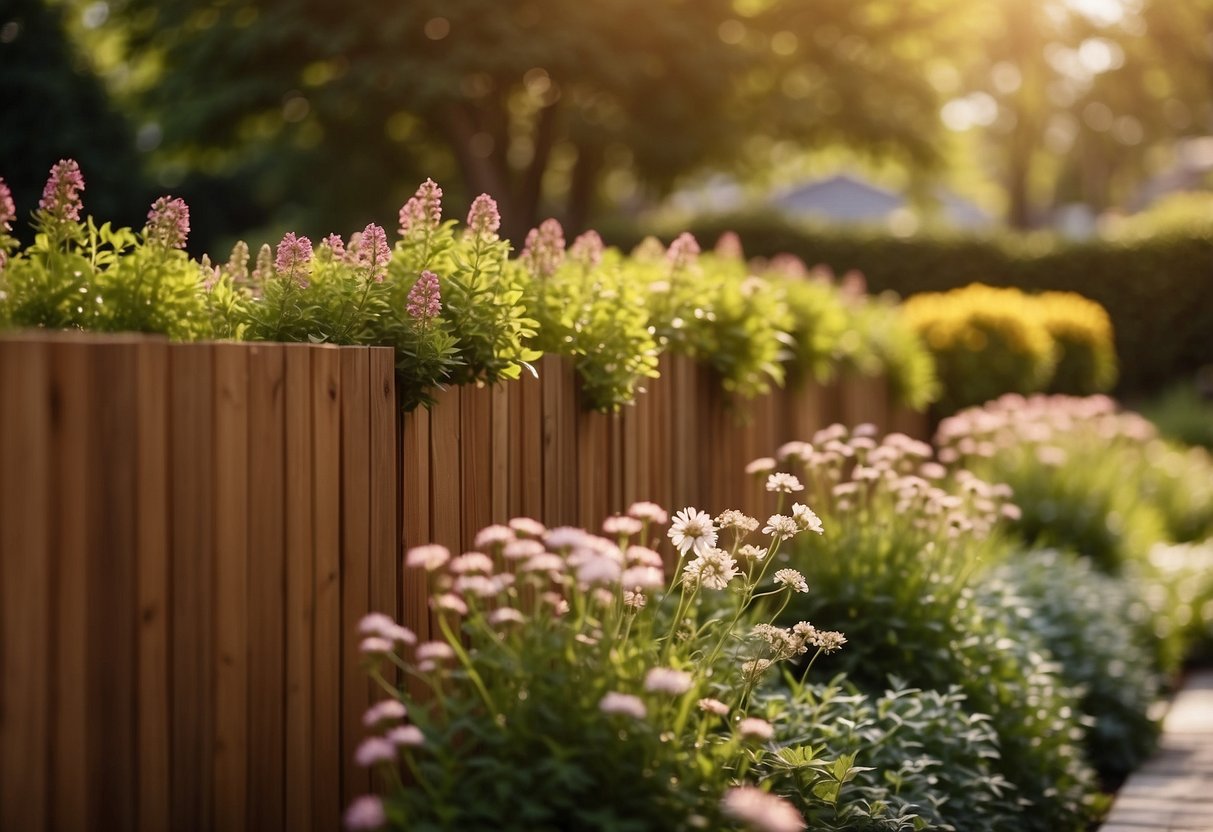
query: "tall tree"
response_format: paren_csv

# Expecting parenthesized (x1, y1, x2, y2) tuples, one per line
(104, 0, 962, 243)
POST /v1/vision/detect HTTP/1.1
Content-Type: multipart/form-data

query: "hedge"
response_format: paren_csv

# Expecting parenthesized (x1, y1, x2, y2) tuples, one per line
(607, 214, 1213, 395)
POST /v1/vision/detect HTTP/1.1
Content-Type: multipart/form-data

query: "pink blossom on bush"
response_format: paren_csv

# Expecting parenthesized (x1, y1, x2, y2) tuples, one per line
(521, 218, 565, 278)
(145, 196, 190, 249)
(39, 159, 84, 223)
(399, 178, 443, 237)
(0, 177, 14, 231)
(275, 232, 313, 287)
(406, 270, 442, 322)
(355, 222, 391, 282)
(466, 194, 501, 240)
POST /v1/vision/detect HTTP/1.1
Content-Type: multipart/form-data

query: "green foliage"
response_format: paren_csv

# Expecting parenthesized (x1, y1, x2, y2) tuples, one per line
(842, 296, 939, 412)
(753, 680, 1018, 832)
(1037, 291, 1118, 396)
(984, 550, 1161, 787)
(612, 215, 1213, 395)
(651, 245, 794, 399)
(936, 395, 1213, 572)
(776, 271, 849, 386)
(1142, 541, 1213, 670)
(769, 429, 1100, 830)
(1140, 380, 1213, 450)
(525, 239, 660, 413)
(359, 500, 849, 830)
(902, 284, 1059, 413)
(91, 232, 211, 339)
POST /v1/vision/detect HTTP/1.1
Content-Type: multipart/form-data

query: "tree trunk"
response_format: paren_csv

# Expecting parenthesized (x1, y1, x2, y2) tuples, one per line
(565, 144, 603, 235)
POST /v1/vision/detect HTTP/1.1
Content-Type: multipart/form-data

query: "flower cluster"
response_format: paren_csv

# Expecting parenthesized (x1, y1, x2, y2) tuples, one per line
(520, 218, 565, 279)
(145, 196, 191, 249)
(405, 269, 442, 322)
(274, 232, 313, 288)
(351, 222, 391, 283)
(398, 178, 443, 237)
(346, 493, 843, 830)
(38, 158, 85, 223)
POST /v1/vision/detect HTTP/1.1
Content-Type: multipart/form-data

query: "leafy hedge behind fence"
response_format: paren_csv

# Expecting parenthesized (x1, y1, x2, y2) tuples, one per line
(610, 215, 1213, 395)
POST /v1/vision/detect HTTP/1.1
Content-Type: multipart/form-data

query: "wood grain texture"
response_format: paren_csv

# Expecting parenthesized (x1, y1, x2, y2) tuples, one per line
(170, 344, 215, 832)
(459, 383, 492, 553)
(340, 348, 372, 802)
(368, 349, 398, 681)
(89, 341, 139, 831)
(310, 347, 343, 832)
(212, 343, 249, 832)
(0, 339, 51, 831)
(135, 340, 171, 832)
(50, 340, 91, 831)
(284, 345, 315, 832)
(491, 382, 511, 523)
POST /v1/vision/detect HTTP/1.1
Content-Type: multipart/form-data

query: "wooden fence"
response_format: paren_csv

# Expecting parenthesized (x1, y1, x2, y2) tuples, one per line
(0, 333, 924, 832)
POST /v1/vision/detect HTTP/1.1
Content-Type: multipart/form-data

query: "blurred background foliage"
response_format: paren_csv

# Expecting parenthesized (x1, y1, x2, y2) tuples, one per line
(2, 0, 1210, 253)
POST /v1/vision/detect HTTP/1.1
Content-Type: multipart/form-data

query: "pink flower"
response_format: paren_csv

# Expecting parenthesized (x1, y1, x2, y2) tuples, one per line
(344, 795, 387, 830)
(721, 787, 805, 832)
(521, 218, 565, 278)
(363, 699, 407, 727)
(354, 737, 395, 767)
(354, 222, 391, 282)
(39, 159, 85, 223)
(0, 177, 14, 231)
(568, 230, 604, 268)
(406, 270, 442, 322)
(321, 233, 346, 258)
(598, 692, 647, 719)
(275, 232, 313, 287)
(399, 178, 443, 237)
(466, 194, 501, 240)
(145, 196, 190, 249)
(405, 543, 450, 571)
(386, 725, 425, 747)
(508, 517, 546, 537)
(715, 231, 744, 260)
(666, 231, 700, 271)
(738, 717, 774, 741)
(644, 667, 693, 695)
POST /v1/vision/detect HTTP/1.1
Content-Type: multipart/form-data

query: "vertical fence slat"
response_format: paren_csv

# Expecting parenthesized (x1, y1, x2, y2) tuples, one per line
(0, 339, 51, 832)
(213, 344, 249, 832)
(340, 348, 372, 803)
(311, 348, 342, 831)
(171, 343, 215, 832)
(429, 386, 462, 554)
(248, 345, 287, 832)
(491, 383, 510, 523)
(136, 340, 171, 832)
(401, 406, 432, 648)
(517, 370, 543, 522)
(89, 341, 139, 831)
(460, 384, 492, 552)
(369, 349, 397, 659)
(50, 341, 90, 831)
(284, 345, 315, 832)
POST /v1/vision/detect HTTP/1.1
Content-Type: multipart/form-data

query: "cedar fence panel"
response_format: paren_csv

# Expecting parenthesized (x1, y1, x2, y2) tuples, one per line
(0, 332, 921, 831)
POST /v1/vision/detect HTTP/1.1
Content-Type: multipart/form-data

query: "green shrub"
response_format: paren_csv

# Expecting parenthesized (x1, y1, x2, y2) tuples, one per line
(902, 284, 1057, 413)
(937, 395, 1212, 571)
(1139, 380, 1213, 450)
(982, 550, 1161, 786)
(768, 429, 1100, 830)
(1037, 291, 1118, 395)
(753, 679, 1018, 832)
(522, 222, 660, 412)
(606, 214, 1213, 394)
(843, 296, 939, 411)
(1143, 540, 1213, 669)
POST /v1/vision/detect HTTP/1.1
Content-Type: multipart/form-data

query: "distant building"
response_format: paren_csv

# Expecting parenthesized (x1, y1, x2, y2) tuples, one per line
(769, 173, 994, 230)
(1128, 136, 1213, 212)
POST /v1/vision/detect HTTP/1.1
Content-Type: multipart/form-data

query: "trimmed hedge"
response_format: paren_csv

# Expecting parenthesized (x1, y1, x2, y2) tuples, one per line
(607, 214, 1213, 394)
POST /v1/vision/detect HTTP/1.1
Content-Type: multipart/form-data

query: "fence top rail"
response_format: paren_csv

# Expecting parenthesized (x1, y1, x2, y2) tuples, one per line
(0, 331, 395, 358)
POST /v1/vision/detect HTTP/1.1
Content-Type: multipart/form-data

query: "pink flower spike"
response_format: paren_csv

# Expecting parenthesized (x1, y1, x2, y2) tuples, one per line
(145, 196, 190, 249)
(399, 178, 443, 237)
(568, 230, 604, 268)
(466, 193, 501, 240)
(275, 232, 313, 287)
(355, 223, 391, 282)
(666, 232, 700, 271)
(0, 177, 15, 231)
(406, 270, 442, 322)
(344, 795, 387, 831)
(520, 218, 565, 278)
(322, 233, 346, 258)
(39, 159, 85, 223)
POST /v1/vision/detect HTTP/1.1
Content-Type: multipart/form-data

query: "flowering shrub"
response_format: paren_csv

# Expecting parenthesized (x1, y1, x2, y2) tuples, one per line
(934, 394, 1213, 572)
(522, 220, 660, 412)
(1037, 291, 1118, 395)
(762, 428, 1099, 830)
(343, 497, 857, 830)
(0, 161, 939, 414)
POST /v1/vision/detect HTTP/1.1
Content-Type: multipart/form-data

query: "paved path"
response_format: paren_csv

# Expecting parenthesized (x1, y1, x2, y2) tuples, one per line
(1101, 670, 1213, 831)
